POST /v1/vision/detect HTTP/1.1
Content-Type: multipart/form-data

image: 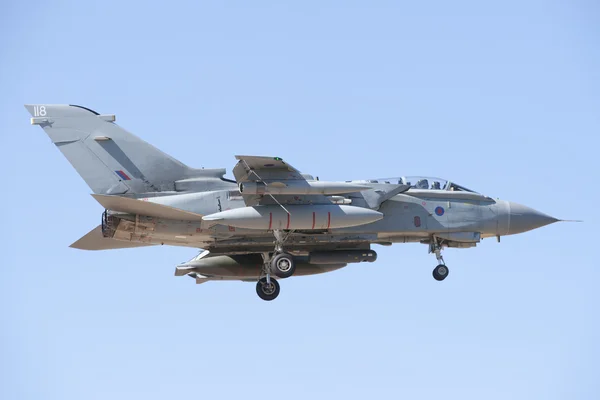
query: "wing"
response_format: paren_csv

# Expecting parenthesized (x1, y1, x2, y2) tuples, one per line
(231, 155, 409, 208)
(232, 155, 331, 206)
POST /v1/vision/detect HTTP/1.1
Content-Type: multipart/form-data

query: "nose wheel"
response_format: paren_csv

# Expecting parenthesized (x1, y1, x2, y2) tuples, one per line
(429, 238, 449, 281)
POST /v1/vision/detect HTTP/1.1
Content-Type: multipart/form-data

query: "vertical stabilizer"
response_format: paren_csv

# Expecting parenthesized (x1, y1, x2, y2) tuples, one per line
(25, 104, 216, 194)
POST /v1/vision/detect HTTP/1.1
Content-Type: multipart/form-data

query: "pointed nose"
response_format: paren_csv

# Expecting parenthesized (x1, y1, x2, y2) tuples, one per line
(507, 202, 558, 235)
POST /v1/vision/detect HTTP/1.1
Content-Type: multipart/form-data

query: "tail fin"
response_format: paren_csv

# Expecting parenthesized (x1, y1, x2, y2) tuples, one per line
(25, 104, 215, 195)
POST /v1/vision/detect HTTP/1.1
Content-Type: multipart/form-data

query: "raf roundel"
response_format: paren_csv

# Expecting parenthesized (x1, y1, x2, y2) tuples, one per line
(435, 206, 445, 216)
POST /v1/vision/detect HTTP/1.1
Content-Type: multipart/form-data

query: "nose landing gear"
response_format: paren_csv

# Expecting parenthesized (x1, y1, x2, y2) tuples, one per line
(429, 238, 449, 281)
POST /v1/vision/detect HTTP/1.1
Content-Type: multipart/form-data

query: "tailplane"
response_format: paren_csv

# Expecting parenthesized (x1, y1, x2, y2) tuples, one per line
(70, 225, 155, 250)
(25, 104, 221, 195)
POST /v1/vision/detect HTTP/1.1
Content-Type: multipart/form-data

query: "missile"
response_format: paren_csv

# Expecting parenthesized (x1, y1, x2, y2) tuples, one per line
(202, 204, 383, 230)
(239, 180, 370, 196)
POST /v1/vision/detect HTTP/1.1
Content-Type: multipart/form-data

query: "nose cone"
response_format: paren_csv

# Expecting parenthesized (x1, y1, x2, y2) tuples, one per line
(507, 202, 558, 235)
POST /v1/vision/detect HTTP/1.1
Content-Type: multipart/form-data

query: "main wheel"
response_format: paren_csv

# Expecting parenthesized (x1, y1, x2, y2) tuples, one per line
(433, 264, 449, 281)
(271, 253, 296, 278)
(256, 277, 280, 301)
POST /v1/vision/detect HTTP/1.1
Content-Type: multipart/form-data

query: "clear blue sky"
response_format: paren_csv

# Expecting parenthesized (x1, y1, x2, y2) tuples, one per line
(1, 1, 598, 399)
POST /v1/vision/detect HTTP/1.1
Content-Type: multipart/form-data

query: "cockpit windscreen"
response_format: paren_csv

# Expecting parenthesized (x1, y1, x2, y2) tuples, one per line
(366, 177, 478, 193)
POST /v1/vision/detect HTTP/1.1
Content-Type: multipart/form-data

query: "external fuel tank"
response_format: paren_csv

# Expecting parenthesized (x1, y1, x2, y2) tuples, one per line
(202, 204, 383, 230)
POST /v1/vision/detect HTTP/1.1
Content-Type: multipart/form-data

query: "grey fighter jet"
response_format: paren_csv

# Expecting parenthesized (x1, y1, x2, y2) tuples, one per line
(26, 104, 562, 301)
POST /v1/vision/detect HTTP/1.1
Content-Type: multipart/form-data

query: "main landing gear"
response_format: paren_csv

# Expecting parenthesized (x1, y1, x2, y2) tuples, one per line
(271, 252, 295, 278)
(429, 238, 449, 281)
(256, 277, 280, 301)
(256, 229, 296, 301)
(433, 264, 449, 281)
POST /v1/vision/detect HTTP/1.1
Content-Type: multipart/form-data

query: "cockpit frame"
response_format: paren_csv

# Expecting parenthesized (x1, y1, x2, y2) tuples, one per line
(351, 176, 479, 194)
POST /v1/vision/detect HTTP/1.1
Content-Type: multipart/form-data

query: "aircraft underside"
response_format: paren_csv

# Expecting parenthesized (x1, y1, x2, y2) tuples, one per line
(95, 209, 482, 300)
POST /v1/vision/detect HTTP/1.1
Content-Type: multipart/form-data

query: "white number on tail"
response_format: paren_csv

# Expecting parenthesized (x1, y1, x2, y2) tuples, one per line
(33, 106, 47, 117)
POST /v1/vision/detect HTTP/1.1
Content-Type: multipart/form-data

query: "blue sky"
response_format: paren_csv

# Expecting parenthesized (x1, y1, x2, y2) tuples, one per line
(1, 1, 598, 399)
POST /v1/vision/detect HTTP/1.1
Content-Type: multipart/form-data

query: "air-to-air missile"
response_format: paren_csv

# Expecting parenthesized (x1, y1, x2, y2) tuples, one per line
(202, 204, 383, 230)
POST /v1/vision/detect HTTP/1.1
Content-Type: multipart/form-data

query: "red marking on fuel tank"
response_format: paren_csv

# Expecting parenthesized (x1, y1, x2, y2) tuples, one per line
(228, 226, 235, 232)
(312, 212, 316, 229)
(414, 216, 421, 227)
(269, 212, 272, 230)
(286, 213, 290, 229)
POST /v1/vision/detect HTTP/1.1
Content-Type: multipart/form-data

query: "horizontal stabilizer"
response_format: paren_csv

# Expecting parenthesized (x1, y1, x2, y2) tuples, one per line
(91, 194, 204, 221)
(70, 225, 154, 250)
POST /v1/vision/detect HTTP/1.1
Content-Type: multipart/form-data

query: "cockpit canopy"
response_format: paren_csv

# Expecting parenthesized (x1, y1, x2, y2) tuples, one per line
(353, 176, 478, 193)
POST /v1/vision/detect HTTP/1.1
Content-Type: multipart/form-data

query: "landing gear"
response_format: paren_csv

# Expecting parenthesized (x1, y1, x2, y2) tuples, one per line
(267, 229, 296, 278)
(429, 237, 449, 281)
(433, 264, 449, 281)
(256, 277, 280, 301)
(271, 252, 295, 278)
(256, 229, 295, 300)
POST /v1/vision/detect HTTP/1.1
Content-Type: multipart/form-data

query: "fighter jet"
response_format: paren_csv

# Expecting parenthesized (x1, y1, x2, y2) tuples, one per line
(26, 104, 562, 300)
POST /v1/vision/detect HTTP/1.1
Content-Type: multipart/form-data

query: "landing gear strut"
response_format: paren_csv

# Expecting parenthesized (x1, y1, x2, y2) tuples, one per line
(429, 238, 449, 281)
(268, 230, 296, 278)
(256, 229, 296, 301)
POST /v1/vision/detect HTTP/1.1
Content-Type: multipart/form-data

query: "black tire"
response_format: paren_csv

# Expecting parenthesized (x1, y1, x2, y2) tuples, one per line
(271, 253, 296, 278)
(433, 264, 449, 281)
(256, 277, 280, 301)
